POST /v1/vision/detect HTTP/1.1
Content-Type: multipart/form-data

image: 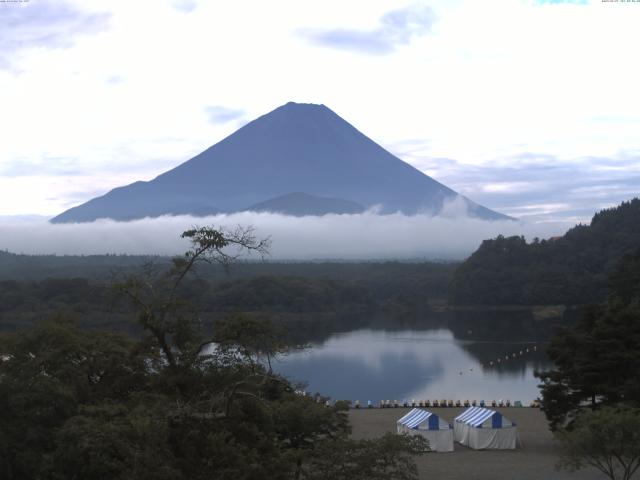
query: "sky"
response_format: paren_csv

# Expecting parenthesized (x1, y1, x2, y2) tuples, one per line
(0, 0, 638, 227)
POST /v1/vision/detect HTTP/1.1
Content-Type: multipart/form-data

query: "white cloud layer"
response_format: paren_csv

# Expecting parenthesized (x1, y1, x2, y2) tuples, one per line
(0, 212, 572, 260)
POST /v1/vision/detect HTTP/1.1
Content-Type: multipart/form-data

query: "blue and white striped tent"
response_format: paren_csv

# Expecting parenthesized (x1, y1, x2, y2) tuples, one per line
(396, 409, 454, 452)
(454, 407, 517, 450)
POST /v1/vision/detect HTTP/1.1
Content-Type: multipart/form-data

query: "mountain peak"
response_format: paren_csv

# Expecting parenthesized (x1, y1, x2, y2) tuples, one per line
(283, 101, 326, 109)
(270, 101, 333, 119)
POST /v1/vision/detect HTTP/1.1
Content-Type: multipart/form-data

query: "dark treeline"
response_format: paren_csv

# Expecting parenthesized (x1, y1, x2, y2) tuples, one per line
(450, 198, 640, 305)
(0, 251, 162, 281)
(0, 262, 456, 338)
(0, 251, 457, 284)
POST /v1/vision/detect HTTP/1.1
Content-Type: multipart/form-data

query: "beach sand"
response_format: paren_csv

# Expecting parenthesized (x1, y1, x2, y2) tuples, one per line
(349, 407, 604, 480)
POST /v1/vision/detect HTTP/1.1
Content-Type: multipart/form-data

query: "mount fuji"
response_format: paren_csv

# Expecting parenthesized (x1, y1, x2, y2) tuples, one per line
(51, 102, 510, 223)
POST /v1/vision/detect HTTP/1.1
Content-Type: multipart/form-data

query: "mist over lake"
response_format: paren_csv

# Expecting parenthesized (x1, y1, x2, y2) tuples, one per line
(0, 211, 569, 259)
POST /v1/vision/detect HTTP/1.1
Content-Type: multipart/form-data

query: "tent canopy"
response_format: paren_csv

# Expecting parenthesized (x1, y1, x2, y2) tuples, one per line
(397, 408, 454, 452)
(397, 408, 450, 430)
(454, 406, 514, 428)
(454, 407, 518, 450)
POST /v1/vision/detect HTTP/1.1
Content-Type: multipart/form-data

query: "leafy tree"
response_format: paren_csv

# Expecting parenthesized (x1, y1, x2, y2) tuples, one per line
(117, 225, 270, 371)
(51, 402, 180, 480)
(271, 396, 351, 480)
(556, 406, 640, 480)
(302, 433, 427, 480)
(0, 318, 147, 479)
(213, 313, 294, 372)
(0, 225, 426, 480)
(536, 248, 640, 430)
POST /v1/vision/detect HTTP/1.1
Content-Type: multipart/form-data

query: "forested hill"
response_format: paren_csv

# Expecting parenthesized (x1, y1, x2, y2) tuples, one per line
(450, 198, 640, 305)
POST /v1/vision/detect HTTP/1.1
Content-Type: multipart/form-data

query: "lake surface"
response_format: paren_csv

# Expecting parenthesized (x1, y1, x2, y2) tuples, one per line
(274, 327, 551, 404)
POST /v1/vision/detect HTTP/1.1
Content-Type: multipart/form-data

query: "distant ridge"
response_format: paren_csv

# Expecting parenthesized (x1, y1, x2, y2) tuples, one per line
(245, 192, 364, 216)
(52, 102, 510, 223)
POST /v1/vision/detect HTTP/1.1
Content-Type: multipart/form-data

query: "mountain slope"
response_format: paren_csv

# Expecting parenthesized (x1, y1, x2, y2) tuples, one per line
(52, 102, 509, 223)
(245, 192, 364, 216)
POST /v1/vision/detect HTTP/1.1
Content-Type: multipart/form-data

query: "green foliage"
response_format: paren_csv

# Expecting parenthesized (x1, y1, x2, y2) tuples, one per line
(213, 314, 295, 372)
(536, 248, 640, 430)
(0, 319, 147, 479)
(556, 405, 640, 480)
(51, 402, 180, 480)
(450, 198, 640, 305)
(209, 275, 374, 313)
(0, 226, 425, 480)
(302, 433, 427, 480)
(609, 250, 640, 308)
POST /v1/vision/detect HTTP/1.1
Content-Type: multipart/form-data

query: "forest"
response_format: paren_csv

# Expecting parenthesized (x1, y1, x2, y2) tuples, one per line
(0, 253, 455, 342)
(450, 198, 640, 305)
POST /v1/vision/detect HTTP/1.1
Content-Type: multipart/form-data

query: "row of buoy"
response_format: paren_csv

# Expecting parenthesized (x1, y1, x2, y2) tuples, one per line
(455, 344, 539, 376)
(483, 345, 537, 368)
(458, 345, 538, 375)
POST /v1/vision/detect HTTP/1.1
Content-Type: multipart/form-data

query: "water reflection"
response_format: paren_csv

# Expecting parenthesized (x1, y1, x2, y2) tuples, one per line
(274, 328, 551, 403)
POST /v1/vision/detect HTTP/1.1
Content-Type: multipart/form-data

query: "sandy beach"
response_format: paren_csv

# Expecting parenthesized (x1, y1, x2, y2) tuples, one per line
(349, 407, 605, 480)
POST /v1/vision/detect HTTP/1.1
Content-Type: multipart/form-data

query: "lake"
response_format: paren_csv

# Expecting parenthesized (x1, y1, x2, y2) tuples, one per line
(273, 326, 552, 404)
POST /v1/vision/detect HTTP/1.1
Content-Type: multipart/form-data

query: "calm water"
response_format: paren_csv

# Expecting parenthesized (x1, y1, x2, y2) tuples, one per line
(274, 328, 551, 404)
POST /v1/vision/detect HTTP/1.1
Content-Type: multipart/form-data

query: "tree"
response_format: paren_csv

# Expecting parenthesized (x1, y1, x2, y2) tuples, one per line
(213, 313, 294, 373)
(271, 396, 351, 480)
(301, 433, 428, 480)
(556, 406, 640, 480)
(0, 318, 147, 479)
(51, 402, 180, 480)
(117, 225, 270, 372)
(536, 248, 640, 430)
(0, 225, 426, 479)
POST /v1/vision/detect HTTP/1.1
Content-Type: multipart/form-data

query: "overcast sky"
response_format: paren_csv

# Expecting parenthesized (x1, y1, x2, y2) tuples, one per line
(0, 0, 638, 223)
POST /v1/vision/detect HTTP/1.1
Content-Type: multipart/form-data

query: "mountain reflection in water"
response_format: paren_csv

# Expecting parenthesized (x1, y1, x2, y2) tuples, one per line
(274, 326, 551, 404)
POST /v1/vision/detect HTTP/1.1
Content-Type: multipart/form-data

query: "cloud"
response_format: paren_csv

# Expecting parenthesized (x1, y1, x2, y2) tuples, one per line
(0, 210, 571, 259)
(0, 0, 110, 69)
(0, 156, 83, 177)
(0, 214, 50, 224)
(437, 195, 469, 218)
(390, 143, 640, 223)
(203, 105, 245, 124)
(169, 0, 199, 13)
(106, 75, 125, 85)
(298, 4, 435, 55)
